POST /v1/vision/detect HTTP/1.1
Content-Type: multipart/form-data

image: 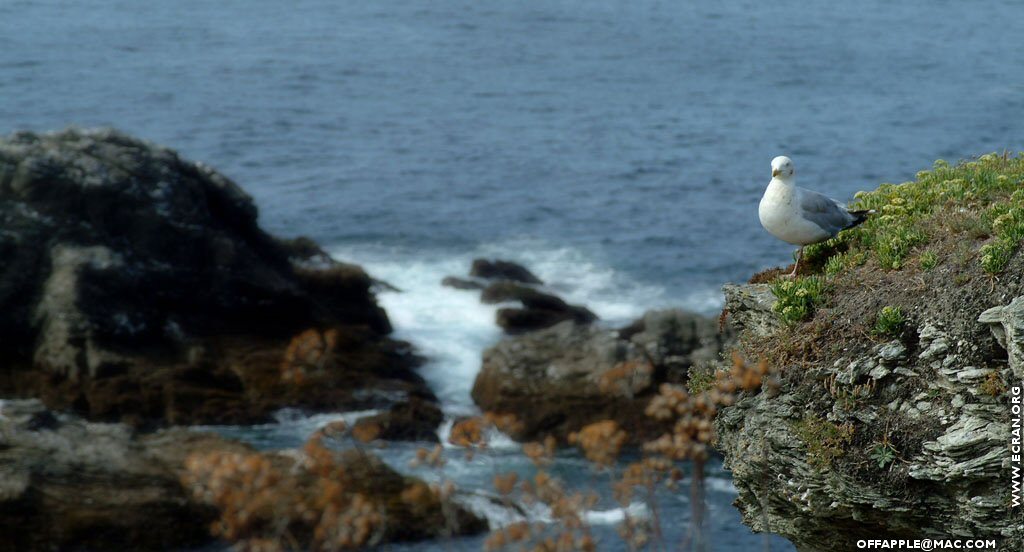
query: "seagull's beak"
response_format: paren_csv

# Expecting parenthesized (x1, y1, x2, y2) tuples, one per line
(772, 169, 781, 177)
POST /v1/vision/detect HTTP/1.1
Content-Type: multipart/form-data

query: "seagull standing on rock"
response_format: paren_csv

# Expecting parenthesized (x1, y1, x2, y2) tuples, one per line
(759, 156, 874, 278)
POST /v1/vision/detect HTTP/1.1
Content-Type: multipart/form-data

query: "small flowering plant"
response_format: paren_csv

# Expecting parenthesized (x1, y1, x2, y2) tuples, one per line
(769, 276, 828, 325)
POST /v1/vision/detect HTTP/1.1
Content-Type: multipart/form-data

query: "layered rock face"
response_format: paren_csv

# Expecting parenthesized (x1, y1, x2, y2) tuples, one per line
(473, 309, 730, 442)
(0, 128, 430, 425)
(716, 284, 1023, 550)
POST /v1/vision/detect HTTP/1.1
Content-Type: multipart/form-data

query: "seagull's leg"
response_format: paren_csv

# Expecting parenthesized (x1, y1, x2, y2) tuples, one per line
(789, 246, 804, 278)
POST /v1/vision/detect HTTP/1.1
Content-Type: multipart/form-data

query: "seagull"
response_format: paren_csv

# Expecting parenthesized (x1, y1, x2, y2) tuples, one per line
(759, 156, 873, 277)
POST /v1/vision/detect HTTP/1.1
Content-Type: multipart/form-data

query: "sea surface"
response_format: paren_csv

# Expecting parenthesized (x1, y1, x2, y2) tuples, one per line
(3, 0, 1024, 550)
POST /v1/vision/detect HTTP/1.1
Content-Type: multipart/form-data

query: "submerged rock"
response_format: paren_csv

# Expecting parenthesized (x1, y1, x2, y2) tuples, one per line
(352, 397, 445, 443)
(445, 263, 597, 334)
(0, 128, 432, 425)
(472, 309, 731, 442)
(441, 276, 486, 290)
(481, 282, 598, 330)
(469, 258, 543, 284)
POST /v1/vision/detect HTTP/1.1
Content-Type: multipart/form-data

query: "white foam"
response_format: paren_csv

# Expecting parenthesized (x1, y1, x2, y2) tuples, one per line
(474, 238, 671, 324)
(459, 491, 648, 529)
(192, 408, 379, 448)
(327, 250, 503, 411)
(704, 476, 738, 495)
(583, 501, 650, 525)
(328, 239, 698, 415)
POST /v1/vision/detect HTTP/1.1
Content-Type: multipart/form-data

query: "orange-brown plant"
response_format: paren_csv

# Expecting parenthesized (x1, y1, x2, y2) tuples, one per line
(280, 328, 340, 384)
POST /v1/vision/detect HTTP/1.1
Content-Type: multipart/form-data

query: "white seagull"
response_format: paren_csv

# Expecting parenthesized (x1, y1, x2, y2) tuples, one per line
(759, 156, 873, 277)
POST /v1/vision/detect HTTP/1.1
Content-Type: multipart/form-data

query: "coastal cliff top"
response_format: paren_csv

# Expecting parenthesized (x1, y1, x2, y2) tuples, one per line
(718, 153, 1024, 548)
(745, 152, 1024, 370)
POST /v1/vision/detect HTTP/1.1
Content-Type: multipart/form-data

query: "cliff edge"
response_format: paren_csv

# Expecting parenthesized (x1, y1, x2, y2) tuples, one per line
(716, 154, 1024, 550)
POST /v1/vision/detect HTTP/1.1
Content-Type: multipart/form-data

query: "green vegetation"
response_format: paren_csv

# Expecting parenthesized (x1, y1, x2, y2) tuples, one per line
(870, 442, 897, 469)
(686, 365, 718, 395)
(825, 374, 875, 411)
(770, 276, 828, 324)
(793, 414, 855, 470)
(872, 306, 905, 338)
(919, 250, 938, 271)
(802, 153, 1024, 276)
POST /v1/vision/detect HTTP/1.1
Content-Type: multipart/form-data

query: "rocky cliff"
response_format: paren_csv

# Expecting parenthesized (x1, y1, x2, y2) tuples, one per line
(715, 154, 1024, 550)
(0, 128, 432, 426)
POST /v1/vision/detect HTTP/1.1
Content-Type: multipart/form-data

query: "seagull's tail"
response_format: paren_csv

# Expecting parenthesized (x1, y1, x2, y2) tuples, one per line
(845, 209, 875, 230)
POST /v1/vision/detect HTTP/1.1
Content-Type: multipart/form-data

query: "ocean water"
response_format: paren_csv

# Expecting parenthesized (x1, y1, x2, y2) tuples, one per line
(4, 0, 1024, 550)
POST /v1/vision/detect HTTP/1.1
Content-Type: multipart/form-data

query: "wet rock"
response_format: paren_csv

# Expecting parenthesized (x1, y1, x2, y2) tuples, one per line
(0, 128, 431, 426)
(482, 281, 596, 334)
(469, 259, 543, 284)
(473, 308, 731, 442)
(352, 398, 444, 443)
(441, 276, 485, 290)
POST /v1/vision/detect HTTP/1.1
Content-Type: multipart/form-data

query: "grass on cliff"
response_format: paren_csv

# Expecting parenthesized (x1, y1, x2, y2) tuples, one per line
(804, 151, 1024, 276)
(757, 152, 1024, 329)
(742, 152, 1024, 493)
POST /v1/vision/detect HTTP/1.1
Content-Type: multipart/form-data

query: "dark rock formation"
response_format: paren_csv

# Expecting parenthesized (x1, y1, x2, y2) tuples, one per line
(469, 259, 543, 284)
(0, 128, 432, 425)
(485, 281, 597, 334)
(0, 399, 238, 551)
(472, 309, 731, 442)
(716, 283, 1023, 550)
(353, 397, 445, 443)
(444, 262, 596, 334)
(0, 399, 485, 551)
(441, 276, 485, 290)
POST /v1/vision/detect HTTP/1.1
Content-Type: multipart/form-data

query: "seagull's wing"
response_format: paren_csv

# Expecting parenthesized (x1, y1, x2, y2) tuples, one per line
(797, 187, 855, 237)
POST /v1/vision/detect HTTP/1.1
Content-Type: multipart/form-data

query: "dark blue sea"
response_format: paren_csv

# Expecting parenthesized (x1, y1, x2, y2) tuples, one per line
(3, 0, 1024, 549)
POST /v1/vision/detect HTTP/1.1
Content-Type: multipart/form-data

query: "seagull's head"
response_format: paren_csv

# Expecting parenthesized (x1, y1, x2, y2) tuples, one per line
(771, 156, 794, 179)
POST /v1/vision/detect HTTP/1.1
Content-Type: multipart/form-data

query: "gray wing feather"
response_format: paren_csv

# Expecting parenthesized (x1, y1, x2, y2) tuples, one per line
(798, 188, 855, 236)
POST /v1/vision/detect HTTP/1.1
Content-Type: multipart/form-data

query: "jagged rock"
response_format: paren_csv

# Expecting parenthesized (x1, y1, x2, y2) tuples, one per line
(472, 309, 732, 442)
(0, 128, 432, 426)
(979, 297, 1024, 379)
(722, 283, 781, 338)
(716, 284, 1023, 550)
(469, 259, 543, 284)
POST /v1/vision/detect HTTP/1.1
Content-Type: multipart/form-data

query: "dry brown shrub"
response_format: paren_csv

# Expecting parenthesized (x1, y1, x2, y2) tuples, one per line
(481, 356, 776, 551)
(182, 435, 389, 551)
(449, 417, 485, 447)
(597, 360, 654, 396)
(351, 421, 380, 444)
(280, 328, 340, 384)
(484, 412, 526, 435)
(568, 420, 628, 468)
(493, 472, 519, 495)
